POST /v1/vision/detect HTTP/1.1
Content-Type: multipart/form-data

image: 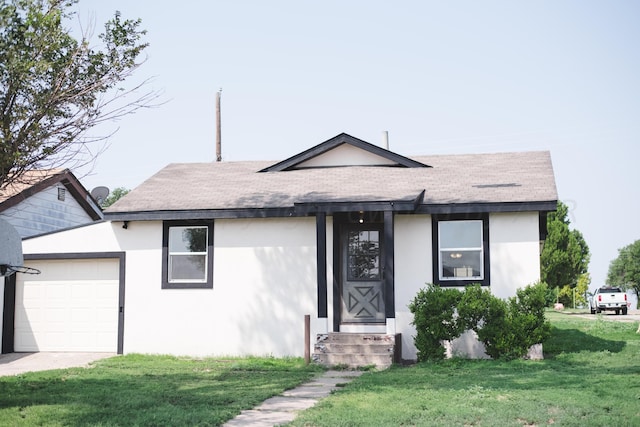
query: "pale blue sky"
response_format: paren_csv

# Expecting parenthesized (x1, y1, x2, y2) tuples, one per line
(75, 1, 640, 296)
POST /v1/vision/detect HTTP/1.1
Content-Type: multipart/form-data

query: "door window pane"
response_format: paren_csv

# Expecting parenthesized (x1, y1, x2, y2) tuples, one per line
(347, 230, 380, 280)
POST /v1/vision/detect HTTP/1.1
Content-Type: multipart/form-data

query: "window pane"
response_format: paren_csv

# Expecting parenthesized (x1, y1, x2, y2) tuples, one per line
(441, 250, 482, 278)
(169, 226, 207, 252)
(170, 255, 206, 281)
(440, 220, 481, 249)
(347, 230, 380, 280)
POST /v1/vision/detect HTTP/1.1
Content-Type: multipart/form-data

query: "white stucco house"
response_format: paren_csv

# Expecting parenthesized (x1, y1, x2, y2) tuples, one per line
(2, 133, 557, 361)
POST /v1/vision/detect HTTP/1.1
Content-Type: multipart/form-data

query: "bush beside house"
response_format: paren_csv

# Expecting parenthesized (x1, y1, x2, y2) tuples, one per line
(409, 282, 551, 361)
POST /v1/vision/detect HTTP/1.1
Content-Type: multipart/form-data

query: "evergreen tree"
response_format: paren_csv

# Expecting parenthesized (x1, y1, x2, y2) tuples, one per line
(541, 201, 590, 289)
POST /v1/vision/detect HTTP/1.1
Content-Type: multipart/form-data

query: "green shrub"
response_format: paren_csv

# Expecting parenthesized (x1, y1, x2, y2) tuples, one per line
(408, 284, 463, 361)
(507, 282, 551, 351)
(458, 284, 509, 358)
(410, 282, 552, 361)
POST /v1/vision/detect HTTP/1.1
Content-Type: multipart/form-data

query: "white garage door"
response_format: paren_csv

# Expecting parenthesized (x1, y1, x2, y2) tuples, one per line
(15, 258, 120, 352)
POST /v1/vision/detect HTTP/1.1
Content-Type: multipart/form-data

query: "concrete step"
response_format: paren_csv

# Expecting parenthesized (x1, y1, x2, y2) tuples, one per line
(316, 332, 396, 344)
(312, 333, 400, 369)
(312, 352, 394, 369)
(315, 343, 393, 354)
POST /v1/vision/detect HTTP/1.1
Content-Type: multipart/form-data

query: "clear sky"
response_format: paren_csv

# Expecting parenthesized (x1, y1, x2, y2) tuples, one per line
(74, 1, 640, 296)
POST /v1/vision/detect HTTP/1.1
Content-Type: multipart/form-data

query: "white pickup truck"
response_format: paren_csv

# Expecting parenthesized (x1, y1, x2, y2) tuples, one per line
(589, 286, 628, 315)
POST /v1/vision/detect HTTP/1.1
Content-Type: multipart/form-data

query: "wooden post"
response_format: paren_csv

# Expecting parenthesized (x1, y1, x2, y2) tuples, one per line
(304, 314, 311, 365)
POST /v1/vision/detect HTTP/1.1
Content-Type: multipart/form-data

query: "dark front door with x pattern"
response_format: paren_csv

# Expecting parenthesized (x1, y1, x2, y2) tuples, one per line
(341, 225, 385, 324)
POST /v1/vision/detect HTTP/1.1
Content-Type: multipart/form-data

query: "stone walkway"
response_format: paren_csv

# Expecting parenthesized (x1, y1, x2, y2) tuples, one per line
(223, 370, 363, 427)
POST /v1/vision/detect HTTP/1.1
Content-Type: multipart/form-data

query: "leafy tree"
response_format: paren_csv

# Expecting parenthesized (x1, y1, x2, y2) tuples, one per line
(101, 186, 129, 207)
(0, 0, 156, 190)
(541, 201, 590, 290)
(607, 240, 640, 306)
(557, 273, 590, 308)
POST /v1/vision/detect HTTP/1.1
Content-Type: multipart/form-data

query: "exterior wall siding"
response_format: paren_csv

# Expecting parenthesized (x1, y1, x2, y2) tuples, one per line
(394, 214, 433, 361)
(25, 218, 318, 357)
(488, 212, 542, 299)
(19, 211, 542, 360)
(321, 217, 335, 335)
(393, 211, 541, 361)
(22, 222, 122, 254)
(1, 185, 95, 238)
(297, 144, 397, 168)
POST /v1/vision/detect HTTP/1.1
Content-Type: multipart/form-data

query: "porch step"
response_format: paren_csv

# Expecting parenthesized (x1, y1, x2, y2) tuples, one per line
(312, 333, 400, 369)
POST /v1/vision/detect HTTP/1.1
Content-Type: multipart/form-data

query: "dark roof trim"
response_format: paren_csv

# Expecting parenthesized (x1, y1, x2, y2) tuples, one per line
(24, 251, 125, 261)
(105, 198, 555, 222)
(417, 200, 557, 215)
(259, 133, 431, 172)
(0, 169, 103, 220)
(295, 190, 426, 214)
(22, 220, 108, 240)
(105, 208, 299, 221)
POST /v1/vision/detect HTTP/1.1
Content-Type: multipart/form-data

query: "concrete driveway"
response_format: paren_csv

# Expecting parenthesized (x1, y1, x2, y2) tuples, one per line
(0, 352, 116, 377)
(570, 309, 640, 322)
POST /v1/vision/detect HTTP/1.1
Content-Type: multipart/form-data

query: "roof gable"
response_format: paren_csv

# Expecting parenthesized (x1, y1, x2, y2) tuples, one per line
(259, 133, 430, 172)
(0, 169, 102, 220)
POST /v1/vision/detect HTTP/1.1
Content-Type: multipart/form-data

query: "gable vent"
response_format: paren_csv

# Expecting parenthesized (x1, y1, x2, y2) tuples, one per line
(472, 183, 521, 188)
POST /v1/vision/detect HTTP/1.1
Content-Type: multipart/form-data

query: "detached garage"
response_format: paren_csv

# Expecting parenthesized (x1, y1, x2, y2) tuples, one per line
(2, 253, 125, 354)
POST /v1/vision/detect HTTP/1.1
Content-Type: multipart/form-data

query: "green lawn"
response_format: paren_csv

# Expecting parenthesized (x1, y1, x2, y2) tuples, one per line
(0, 355, 322, 426)
(1, 313, 638, 426)
(290, 312, 640, 427)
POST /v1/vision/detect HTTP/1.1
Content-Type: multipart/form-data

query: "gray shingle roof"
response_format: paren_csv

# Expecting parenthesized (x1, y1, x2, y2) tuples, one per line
(106, 150, 557, 216)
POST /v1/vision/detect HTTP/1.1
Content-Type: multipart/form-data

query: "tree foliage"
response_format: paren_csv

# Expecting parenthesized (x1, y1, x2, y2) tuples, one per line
(0, 0, 155, 190)
(607, 239, 640, 305)
(557, 272, 590, 307)
(541, 201, 590, 289)
(101, 186, 129, 207)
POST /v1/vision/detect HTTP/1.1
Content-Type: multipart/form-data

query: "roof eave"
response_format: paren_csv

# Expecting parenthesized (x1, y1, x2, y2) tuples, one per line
(105, 198, 556, 222)
(418, 200, 558, 215)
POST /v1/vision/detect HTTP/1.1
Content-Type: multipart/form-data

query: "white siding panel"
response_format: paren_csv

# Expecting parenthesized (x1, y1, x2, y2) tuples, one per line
(14, 259, 119, 352)
(1, 184, 95, 238)
(122, 218, 319, 358)
(296, 144, 397, 168)
(22, 221, 123, 254)
(394, 214, 432, 361)
(489, 212, 541, 299)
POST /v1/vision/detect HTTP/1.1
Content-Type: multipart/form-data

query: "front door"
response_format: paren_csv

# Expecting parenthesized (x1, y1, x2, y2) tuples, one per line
(341, 225, 385, 323)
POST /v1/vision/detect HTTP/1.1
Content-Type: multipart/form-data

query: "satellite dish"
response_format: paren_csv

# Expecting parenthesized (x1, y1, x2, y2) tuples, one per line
(0, 217, 23, 277)
(91, 186, 110, 205)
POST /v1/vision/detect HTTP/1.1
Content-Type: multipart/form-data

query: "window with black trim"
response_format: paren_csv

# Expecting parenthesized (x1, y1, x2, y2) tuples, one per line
(162, 220, 214, 289)
(432, 215, 489, 286)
